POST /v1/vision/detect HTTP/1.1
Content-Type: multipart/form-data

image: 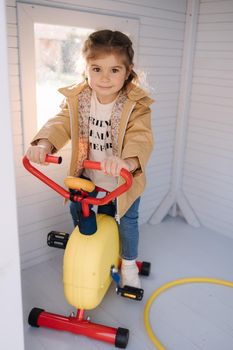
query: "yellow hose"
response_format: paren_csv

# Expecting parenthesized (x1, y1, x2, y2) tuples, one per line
(144, 277, 233, 350)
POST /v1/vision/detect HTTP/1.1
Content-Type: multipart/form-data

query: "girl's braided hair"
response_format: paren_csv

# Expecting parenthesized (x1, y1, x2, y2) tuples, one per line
(82, 29, 138, 86)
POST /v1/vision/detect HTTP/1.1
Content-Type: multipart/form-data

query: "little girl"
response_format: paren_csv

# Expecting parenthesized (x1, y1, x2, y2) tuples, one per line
(26, 29, 154, 288)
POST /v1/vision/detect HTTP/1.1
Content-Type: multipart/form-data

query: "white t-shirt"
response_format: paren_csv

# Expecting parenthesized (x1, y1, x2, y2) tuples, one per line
(83, 91, 118, 191)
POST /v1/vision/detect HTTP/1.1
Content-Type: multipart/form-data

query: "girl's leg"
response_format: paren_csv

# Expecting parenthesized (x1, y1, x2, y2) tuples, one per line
(119, 197, 141, 288)
(119, 197, 140, 260)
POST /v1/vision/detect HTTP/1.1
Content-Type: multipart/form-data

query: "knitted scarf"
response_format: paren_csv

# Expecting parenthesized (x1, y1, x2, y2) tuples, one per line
(75, 86, 128, 175)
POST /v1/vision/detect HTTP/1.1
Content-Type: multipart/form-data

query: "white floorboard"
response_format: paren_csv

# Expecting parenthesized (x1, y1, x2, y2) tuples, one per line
(21, 216, 233, 350)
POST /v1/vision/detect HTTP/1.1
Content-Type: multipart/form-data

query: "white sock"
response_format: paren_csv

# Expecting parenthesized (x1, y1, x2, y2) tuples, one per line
(121, 259, 141, 288)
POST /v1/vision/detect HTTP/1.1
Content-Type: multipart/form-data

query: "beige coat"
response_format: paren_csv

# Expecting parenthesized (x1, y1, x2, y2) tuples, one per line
(32, 81, 154, 217)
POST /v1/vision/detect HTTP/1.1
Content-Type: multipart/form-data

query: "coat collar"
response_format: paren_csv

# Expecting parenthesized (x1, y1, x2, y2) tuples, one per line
(58, 81, 154, 106)
(58, 80, 87, 97)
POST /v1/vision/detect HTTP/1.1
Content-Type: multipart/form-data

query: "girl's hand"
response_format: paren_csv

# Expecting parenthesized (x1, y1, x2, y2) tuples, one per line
(101, 156, 138, 176)
(26, 139, 53, 165)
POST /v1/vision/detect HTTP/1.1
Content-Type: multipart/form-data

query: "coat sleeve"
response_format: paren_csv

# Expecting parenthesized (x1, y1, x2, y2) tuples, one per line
(31, 98, 71, 152)
(121, 103, 154, 175)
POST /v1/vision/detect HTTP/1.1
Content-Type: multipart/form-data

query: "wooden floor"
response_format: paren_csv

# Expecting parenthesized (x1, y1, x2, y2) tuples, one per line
(21, 216, 233, 350)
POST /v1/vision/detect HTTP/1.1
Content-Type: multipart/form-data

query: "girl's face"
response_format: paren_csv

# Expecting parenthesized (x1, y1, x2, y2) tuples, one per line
(85, 53, 130, 104)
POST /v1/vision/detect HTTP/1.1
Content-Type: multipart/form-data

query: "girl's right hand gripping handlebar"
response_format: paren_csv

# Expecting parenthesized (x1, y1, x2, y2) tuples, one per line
(22, 155, 133, 211)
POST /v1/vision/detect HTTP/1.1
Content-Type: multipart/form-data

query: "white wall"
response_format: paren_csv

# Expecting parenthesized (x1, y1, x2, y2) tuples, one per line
(0, 1, 24, 348)
(7, 0, 187, 268)
(183, 0, 233, 239)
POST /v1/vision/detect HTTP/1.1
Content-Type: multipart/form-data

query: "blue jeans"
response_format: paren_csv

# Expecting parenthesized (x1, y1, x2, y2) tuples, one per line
(119, 197, 140, 260)
(69, 191, 140, 260)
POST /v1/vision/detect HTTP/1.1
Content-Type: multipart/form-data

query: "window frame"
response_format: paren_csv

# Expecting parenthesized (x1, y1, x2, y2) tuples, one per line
(17, 3, 139, 150)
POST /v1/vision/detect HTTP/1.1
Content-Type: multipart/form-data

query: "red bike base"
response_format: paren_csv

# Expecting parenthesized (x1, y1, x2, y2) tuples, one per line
(28, 307, 129, 348)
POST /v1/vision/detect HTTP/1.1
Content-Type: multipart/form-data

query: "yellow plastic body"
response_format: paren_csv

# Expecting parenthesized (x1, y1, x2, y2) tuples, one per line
(63, 214, 119, 310)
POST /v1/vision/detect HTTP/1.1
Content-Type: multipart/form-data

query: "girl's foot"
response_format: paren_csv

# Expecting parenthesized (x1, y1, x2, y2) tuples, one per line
(121, 259, 141, 288)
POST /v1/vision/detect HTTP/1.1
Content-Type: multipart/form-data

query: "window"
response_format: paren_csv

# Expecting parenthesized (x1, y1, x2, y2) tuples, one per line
(17, 4, 139, 150)
(34, 24, 93, 129)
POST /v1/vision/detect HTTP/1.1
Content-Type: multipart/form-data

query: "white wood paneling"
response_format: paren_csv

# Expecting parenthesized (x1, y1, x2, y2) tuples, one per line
(6, 0, 186, 267)
(183, 0, 233, 238)
(200, 0, 233, 13)
(150, 0, 201, 227)
(0, 2, 24, 349)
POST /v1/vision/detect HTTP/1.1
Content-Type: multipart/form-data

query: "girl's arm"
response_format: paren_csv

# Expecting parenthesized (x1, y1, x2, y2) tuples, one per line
(121, 103, 154, 175)
(102, 103, 153, 176)
(31, 98, 71, 152)
(26, 99, 71, 164)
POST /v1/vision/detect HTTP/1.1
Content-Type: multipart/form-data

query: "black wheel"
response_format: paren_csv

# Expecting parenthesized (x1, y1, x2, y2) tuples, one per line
(140, 261, 151, 276)
(28, 307, 44, 327)
(115, 327, 129, 348)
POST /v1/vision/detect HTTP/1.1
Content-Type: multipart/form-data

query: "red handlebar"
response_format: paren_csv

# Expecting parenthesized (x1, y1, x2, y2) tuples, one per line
(82, 160, 133, 213)
(23, 155, 70, 199)
(22, 156, 133, 210)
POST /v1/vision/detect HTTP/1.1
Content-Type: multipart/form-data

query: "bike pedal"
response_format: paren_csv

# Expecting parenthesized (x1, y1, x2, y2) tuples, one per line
(47, 231, 69, 249)
(117, 285, 144, 301)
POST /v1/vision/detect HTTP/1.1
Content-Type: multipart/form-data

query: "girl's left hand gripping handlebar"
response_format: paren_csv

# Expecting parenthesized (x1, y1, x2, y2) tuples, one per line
(22, 156, 133, 204)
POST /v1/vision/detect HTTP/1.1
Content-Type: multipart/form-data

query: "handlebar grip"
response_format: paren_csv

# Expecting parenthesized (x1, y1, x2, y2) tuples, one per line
(83, 160, 101, 171)
(45, 155, 62, 164)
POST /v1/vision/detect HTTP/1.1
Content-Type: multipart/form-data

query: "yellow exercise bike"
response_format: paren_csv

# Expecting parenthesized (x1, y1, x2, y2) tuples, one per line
(23, 155, 151, 349)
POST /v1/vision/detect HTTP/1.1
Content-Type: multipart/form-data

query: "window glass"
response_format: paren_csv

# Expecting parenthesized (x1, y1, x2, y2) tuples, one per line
(34, 24, 93, 128)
